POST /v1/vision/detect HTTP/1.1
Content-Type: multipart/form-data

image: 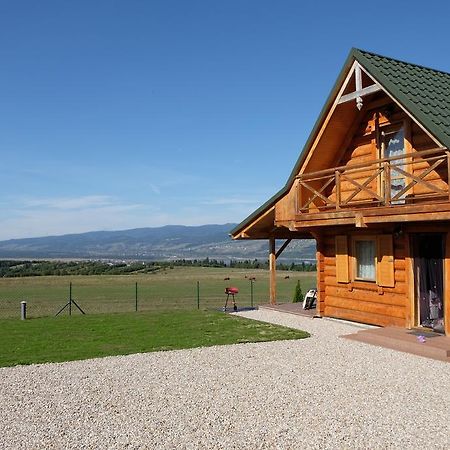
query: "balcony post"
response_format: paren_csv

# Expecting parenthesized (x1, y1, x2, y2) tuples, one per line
(383, 161, 391, 205)
(335, 170, 341, 210)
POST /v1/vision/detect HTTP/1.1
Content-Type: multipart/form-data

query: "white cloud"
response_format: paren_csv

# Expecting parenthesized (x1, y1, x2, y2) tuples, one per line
(200, 197, 260, 206)
(22, 195, 116, 210)
(0, 193, 254, 240)
(0, 195, 150, 239)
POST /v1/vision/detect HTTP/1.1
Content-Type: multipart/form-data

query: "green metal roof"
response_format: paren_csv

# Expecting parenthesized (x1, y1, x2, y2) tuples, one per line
(355, 48, 450, 147)
(230, 48, 450, 237)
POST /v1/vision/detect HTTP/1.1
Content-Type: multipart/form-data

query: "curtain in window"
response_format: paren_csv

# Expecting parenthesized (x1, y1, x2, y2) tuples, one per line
(414, 235, 444, 333)
(384, 128, 406, 203)
(355, 240, 376, 280)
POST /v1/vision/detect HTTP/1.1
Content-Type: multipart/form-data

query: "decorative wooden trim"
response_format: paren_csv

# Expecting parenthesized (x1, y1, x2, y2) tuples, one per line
(296, 147, 446, 182)
(299, 177, 336, 210)
(340, 170, 384, 204)
(391, 158, 447, 200)
(337, 84, 381, 105)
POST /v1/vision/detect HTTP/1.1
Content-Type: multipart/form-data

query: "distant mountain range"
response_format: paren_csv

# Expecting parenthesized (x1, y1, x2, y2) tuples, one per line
(0, 224, 316, 261)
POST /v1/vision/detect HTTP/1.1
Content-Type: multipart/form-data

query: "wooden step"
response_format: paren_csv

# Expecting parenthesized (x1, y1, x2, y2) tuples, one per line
(343, 327, 450, 362)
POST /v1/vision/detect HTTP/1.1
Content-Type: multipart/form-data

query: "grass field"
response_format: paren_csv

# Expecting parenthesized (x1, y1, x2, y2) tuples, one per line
(0, 267, 316, 319)
(0, 310, 310, 367)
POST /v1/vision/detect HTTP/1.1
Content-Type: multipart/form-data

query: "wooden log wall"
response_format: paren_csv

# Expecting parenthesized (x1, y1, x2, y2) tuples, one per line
(410, 122, 448, 197)
(318, 227, 408, 327)
(324, 101, 449, 207)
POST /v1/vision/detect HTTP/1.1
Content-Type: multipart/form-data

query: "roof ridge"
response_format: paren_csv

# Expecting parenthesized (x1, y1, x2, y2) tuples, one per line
(352, 48, 450, 78)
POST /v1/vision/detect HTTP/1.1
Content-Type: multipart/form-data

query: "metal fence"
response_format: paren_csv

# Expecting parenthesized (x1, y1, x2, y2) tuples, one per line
(0, 274, 316, 320)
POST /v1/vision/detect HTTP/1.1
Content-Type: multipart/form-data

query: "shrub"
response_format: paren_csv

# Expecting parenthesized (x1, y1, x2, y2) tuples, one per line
(293, 280, 303, 303)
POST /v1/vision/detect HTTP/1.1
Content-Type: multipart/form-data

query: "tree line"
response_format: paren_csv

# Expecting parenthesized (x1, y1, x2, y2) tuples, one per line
(0, 258, 316, 277)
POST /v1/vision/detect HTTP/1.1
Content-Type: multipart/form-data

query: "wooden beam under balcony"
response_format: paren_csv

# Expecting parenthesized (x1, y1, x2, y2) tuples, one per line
(293, 202, 450, 228)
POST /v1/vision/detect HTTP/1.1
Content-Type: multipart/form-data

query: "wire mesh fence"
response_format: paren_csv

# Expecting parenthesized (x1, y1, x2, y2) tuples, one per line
(0, 270, 317, 320)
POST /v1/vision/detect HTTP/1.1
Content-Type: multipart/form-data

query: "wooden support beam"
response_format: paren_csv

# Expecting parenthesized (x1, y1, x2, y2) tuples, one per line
(404, 232, 414, 329)
(314, 233, 325, 317)
(269, 237, 277, 305)
(276, 239, 292, 259)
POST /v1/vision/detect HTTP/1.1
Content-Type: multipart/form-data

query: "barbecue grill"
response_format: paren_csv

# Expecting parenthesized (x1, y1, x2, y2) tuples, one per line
(224, 287, 238, 311)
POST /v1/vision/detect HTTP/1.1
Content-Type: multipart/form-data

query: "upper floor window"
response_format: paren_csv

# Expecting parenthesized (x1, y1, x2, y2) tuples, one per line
(382, 126, 406, 204)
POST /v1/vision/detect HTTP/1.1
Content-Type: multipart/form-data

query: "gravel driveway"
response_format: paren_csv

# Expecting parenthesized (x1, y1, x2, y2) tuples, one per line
(1, 310, 449, 449)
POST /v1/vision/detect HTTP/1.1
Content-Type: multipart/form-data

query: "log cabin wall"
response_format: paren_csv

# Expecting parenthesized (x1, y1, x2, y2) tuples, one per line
(318, 223, 450, 333)
(326, 100, 444, 207)
(318, 225, 408, 327)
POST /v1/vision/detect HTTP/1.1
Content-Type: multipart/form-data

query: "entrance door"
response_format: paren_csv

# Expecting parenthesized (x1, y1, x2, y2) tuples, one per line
(412, 234, 445, 333)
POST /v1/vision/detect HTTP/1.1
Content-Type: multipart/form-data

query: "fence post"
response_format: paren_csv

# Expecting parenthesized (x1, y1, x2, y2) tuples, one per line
(135, 282, 138, 312)
(197, 281, 200, 310)
(21, 301, 27, 320)
(250, 279, 254, 308)
(69, 282, 72, 316)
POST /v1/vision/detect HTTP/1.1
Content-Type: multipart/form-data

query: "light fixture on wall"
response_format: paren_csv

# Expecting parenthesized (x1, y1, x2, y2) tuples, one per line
(393, 226, 403, 239)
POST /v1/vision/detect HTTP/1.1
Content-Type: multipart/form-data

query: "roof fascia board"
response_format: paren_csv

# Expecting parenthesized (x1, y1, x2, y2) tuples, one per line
(239, 206, 275, 238)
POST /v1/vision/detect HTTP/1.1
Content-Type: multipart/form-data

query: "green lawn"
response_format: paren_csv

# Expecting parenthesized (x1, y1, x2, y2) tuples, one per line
(0, 267, 316, 318)
(0, 309, 310, 367)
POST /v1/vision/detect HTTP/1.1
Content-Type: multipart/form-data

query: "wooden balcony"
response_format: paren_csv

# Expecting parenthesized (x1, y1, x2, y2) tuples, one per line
(294, 147, 450, 226)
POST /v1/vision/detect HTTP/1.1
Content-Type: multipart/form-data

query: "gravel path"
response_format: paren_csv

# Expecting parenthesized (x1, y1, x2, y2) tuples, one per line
(1, 310, 450, 450)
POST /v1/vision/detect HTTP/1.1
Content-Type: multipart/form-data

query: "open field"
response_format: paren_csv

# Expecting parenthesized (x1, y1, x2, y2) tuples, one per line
(0, 267, 316, 319)
(0, 310, 309, 367)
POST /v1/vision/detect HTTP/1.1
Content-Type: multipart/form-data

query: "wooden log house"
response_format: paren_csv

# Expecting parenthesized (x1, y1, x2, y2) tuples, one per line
(231, 49, 450, 336)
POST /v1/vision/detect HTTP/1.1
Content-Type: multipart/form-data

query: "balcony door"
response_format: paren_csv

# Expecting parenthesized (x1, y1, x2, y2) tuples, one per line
(382, 127, 406, 204)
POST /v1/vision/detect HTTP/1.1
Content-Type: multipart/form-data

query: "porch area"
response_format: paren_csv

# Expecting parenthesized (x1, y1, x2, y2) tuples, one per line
(343, 326, 450, 363)
(258, 303, 450, 362)
(259, 302, 318, 318)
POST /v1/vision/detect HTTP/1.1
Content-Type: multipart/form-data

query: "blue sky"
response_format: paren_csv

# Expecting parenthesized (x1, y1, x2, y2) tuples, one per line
(1, 0, 450, 240)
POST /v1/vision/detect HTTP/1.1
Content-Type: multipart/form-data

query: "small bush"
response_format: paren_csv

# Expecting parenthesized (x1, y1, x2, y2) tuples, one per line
(293, 280, 303, 303)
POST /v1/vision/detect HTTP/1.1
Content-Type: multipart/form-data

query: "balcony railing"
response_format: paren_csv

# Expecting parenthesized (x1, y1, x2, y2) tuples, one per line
(295, 147, 450, 214)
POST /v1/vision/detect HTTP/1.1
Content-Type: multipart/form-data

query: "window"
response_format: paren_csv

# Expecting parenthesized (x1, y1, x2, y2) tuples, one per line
(354, 238, 376, 281)
(335, 235, 394, 287)
(382, 127, 406, 204)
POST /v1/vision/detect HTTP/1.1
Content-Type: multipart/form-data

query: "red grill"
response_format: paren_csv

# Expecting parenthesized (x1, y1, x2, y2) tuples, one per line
(224, 287, 238, 311)
(225, 287, 239, 295)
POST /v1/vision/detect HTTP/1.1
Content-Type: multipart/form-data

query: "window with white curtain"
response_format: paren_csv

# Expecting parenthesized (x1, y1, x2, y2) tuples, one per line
(355, 239, 376, 281)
